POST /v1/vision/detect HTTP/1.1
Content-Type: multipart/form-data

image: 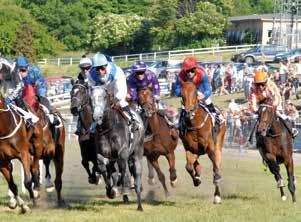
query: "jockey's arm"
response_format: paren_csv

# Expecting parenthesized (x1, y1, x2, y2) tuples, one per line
(151, 72, 161, 100)
(197, 73, 212, 99)
(114, 67, 128, 107)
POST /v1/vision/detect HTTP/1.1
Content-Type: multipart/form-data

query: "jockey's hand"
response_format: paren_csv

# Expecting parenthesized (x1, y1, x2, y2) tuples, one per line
(197, 91, 205, 100)
(111, 97, 119, 106)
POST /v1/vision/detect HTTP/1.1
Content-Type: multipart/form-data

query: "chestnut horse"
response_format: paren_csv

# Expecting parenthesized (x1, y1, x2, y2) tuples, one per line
(0, 94, 35, 213)
(179, 81, 226, 204)
(138, 87, 179, 196)
(22, 85, 66, 206)
(256, 99, 296, 202)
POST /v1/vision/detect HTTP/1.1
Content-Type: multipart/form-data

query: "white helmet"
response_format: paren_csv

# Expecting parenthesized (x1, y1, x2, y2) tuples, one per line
(79, 57, 92, 68)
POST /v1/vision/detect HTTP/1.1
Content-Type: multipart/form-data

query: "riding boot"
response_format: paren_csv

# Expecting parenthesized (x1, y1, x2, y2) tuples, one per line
(206, 103, 221, 126)
(123, 106, 138, 132)
(178, 109, 186, 137)
(279, 117, 298, 139)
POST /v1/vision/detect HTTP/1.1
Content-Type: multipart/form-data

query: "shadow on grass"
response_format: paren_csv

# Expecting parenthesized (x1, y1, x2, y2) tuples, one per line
(223, 193, 259, 201)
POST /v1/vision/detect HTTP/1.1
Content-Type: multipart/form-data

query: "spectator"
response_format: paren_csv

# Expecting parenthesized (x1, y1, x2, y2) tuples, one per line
(283, 81, 292, 102)
(285, 101, 299, 129)
(279, 59, 288, 83)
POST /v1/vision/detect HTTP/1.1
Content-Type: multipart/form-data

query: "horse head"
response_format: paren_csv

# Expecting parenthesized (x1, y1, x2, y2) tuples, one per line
(180, 81, 198, 120)
(70, 82, 90, 116)
(257, 98, 276, 136)
(90, 85, 111, 125)
(137, 87, 156, 118)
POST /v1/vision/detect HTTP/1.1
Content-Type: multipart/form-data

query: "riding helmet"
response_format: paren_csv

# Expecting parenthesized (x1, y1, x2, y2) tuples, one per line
(182, 57, 198, 71)
(15, 56, 29, 68)
(254, 70, 268, 83)
(79, 57, 92, 68)
(131, 60, 147, 73)
(92, 52, 108, 67)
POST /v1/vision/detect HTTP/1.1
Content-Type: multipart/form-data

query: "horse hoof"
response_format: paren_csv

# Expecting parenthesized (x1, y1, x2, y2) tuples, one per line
(213, 195, 222, 204)
(137, 205, 143, 211)
(123, 195, 129, 203)
(46, 186, 55, 193)
(281, 195, 287, 201)
(193, 177, 201, 187)
(170, 178, 178, 188)
(8, 198, 17, 209)
(148, 178, 156, 185)
(20, 204, 30, 214)
(33, 190, 40, 199)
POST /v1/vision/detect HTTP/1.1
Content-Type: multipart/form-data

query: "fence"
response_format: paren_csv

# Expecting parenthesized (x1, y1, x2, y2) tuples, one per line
(38, 44, 256, 66)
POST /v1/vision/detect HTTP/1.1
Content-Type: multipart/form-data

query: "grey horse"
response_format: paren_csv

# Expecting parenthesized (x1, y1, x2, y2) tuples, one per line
(91, 85, 145, 211)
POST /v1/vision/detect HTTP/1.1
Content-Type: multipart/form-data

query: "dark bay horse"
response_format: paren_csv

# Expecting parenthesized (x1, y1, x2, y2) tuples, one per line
(21, 85, 66, 206)
(179, 81, 226, 204)
(256, 99, 296, 202)
(70, 81, 99, 184)
(0, 94, 35, 213)
(91, 85, 144, 211)
(138, 87, 179, 196)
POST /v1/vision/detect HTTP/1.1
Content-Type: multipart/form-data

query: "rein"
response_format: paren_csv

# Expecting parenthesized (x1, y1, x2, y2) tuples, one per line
(0, 105, 23, 140)
(186, 112, 209, 131)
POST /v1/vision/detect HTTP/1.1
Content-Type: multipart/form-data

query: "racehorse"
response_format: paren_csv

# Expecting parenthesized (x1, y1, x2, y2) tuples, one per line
(91, 84, 144, 211)
(0, 93, 35, 213)
(256, 98, 296, 202)
(137, 87, 178, 196)
(70, 81, 99, 184)
(22, 85, 66, 206)
(179, 80, 226, 204)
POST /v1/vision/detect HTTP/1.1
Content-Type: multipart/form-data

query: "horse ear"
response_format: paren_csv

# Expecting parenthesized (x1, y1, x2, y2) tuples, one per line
(70, 78, 75, 86)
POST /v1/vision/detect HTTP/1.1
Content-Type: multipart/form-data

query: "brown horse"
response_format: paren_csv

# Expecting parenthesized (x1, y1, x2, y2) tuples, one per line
(22, 85, 66, 206)
(0, 94, 35, 213)
(179, 81, 226, 204)
(138, 87, 178, 196)
(256, 99, 296, 202)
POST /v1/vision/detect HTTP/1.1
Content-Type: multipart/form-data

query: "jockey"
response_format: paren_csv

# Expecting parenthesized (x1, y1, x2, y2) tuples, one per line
(127, 60, 160, 106)
(88, 52, 137, 132)
(77, 56, 92, 83)
(249, 70, 298, 138)
(174, 57, 222, 135)
(8, 56, 60, 126)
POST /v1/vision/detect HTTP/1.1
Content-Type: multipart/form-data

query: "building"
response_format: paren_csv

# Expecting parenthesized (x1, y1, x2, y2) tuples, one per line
(228, 13, 301, 48)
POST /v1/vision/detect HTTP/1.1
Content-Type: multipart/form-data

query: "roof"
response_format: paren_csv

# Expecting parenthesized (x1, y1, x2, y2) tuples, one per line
(230, 13, 301, 22)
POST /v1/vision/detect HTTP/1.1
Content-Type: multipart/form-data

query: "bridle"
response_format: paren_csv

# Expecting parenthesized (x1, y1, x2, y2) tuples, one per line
(257, 104, 279, 137)
(71, 83, 90, 113)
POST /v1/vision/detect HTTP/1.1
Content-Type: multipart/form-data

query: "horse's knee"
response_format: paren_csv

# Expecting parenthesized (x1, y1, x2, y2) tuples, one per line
(213, 174, 222, 185)
(185, 163, 193, 173)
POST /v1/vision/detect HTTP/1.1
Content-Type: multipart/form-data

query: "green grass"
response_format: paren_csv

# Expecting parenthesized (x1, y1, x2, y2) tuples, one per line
(0, 140, 300, 221)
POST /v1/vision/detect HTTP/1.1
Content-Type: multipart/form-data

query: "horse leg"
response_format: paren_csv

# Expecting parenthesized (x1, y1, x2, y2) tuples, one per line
(207, 148, 222, 204)
(53, 144, 65, 206)
(117, 158, 131, 203)
(31, 156, 41, 200)
(146, 158, 156, 185)
(80, 141, 95, 184)
(0, 163, 30, 213)
(107, 161, 119, 198)
(132, 156, 143, 211)
(266, 158, 286, 201)
(185, 151, 200, 187)
(43, 156, 55, 192)
(149, 157, 169, 196)
(20, 150, 36, 207)
(193, 160, 203, 185)
(284, 157, 296, 203)
(166, 152, 177, 187)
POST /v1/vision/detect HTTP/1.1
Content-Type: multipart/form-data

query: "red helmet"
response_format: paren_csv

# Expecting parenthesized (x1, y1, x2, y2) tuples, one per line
(182, 57, 198, 71)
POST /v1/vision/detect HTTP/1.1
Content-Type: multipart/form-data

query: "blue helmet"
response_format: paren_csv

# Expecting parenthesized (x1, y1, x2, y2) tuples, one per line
(15, 56, 29, 68)
(131, 60, 146, 73)
(92, 52, 108, 67)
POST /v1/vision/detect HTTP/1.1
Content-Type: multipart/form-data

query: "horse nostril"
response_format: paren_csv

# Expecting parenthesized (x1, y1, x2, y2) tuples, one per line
(71, 107, 78, 116)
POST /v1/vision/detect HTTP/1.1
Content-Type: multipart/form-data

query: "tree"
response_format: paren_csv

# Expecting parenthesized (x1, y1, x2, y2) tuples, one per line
(13, 22, 36, 62)
(89, 13, 145, 54)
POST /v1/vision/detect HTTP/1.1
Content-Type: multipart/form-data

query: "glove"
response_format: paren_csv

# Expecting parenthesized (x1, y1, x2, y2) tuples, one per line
(111, 97, 120, 105)
(197, 91, 205, 100)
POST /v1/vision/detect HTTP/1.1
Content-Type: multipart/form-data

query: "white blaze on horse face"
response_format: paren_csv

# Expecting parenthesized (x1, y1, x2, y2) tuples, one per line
(73, 88, 79, 94)
(91, 87, 106, 121)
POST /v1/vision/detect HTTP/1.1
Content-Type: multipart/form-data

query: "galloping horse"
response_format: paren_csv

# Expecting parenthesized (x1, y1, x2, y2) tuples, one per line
(256, 98, 296, 202)
(91, 85, 144, 211)
(0, 94, 35, 213)
(22, 85, 66, 206)
(179, 81, 226, 204)
(138, 87, 178, 196)
(70, 81, 99, 184)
